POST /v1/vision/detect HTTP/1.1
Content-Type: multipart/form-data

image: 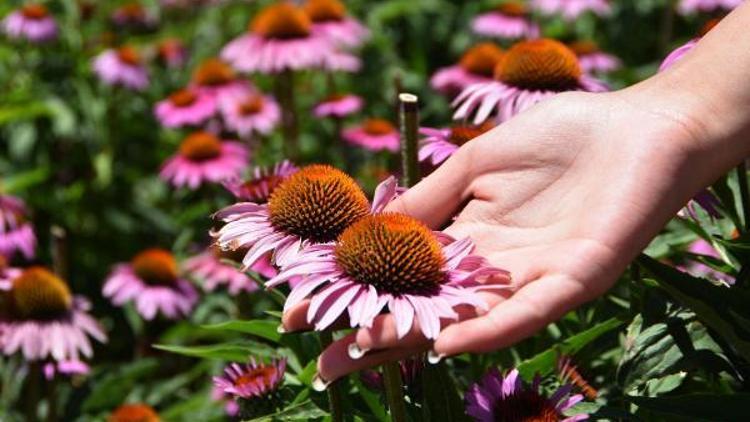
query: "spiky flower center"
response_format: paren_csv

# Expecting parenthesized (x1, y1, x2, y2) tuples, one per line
(304, 0, 346, 22)
(192, 58, 236, 87)
(11, 267, 72, 321)
(459, 43, 504, 77)
(238, 96, 265, 116)
(492, 390, 559, 422)
(21, 4, 49, 19)
(449, 121, 494, 146)
(131, 249, 178, 286)
(268, 165, 370, 244)
(117, 46, 141, 66)
(335, 213, 446, 296)
(250, 2, 312, 39)
(497, 2, 527, 17)
(179, 132, 222, 161)
(495, 39, 582, 91)
(168, 89, 197, 107)
(362, 119, 396, 136)
(568, 40, 599, 56)
(235, 366, 279, 391)
(108, 404, 161, 422)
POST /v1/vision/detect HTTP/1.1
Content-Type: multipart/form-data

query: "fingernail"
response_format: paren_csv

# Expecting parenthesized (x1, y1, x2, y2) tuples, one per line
(427, 350, 444, 365)
(347, 343, 368, 360)
(276, 324, 287, 334)
(312, 373, 331, 392)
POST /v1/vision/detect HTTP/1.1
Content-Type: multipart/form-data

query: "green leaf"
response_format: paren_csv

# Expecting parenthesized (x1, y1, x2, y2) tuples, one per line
(201, 319, 282, 343)
(242, 400, 328, 422)
(629, 393, 750, 421)
(154, 341, 275, 361)
(420, 361, 467, 422)
(643, 372, 687, 397)
(82, 359, 160, 412)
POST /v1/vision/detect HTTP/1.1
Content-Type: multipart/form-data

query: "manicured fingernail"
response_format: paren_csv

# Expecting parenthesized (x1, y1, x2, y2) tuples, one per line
(427, 350, 444, 364)
(312, 373, 331, 392)
(276, 324, 287, 334)
(347, 343, 368, 360)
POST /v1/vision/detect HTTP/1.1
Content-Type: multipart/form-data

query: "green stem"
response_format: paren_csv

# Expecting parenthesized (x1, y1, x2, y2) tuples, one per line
(398, 93, 420, 188)
(26, 361, 41, 422)
(274, 69, 299, 160)
(382, 361, 408, 422)
(318, 331, 344, 422)
(737, 162, 750, 232)
(50, 226, 67, 280)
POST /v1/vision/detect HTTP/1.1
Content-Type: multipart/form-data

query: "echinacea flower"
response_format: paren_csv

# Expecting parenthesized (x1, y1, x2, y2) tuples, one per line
(190, 58, 251, 100)
(659, 19, 719, 73)
(184, 246, 269, 295)
(313, 93, 363, 118)
(222, 160, 299, 203)
(472, 2, 540, 40)
(102, 249, 199, 320)
(212, 385, 240, 417)
(678, 0, 742, 15)
(419, 122, 495, 165)
(267, 213, 509, 339)
(0, 194, 36, 260)
(0, 267, 107, 361)
(0, 256, 21, 291)
(680, 238, 735, 285)
(154, 88, 217, 128)
(454, 39, 608, 124)
(466, 368, 588, 422)
(214, 358, 287, 419)
(221, 1, 356, 74)
(303, 0, 369, 48)
(2, 4, 58, 43)
(214, 165, 387, 269)
(568, 40, 621, 74)
(108, 404, 160, 422)
(92, 45, 149, 91)
(44, 360, 90, 380)
(110, 2, 157, 30)
(430, 43, 504, 97)
(220, 91, 281, 137)
(160, 131, 249, 189)
(156, 38, 188, 68)
(557, 356, 598, 401)
(342, 118, 400, 152)
(532, 0, 611, 20)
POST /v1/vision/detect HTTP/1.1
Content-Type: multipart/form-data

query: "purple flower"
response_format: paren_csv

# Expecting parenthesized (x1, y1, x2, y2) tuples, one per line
(222, 160, 299, 203)
(92, 46, 149, 91)
(532, 0, 611, 20)
(342, 118, 400, 152)
(680, 238, 735, 285)
(0, 194, 36, 260)
(419, 122, 495, 166)
(43, 360, 90, 380)
(184, 247, 273, 295)
(430, 43, 504, 97)
(214, 358, 286, 400)
(303, 0, 370, 48)
(154, 88, 217, 128)
(1, 4, 58, 43)
(190, 58, 251, 100)
(156, 38, 189, 68)
(313, 94, 363, 118)
(220, 90, 281, 137)
(569, 40, 621, 74)
(678, 0, 742, 15)
(472, 3, 540, 40)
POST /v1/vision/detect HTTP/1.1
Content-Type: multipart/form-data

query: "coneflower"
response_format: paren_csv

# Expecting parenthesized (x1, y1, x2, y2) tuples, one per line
(92, 45, 149, 91)
(419, 121, 495, 166)
(303, 0, 370, 48)
(471, 2, 540, 40)
(342, 118, 401, 152)
(0, 194, 36, 260)
(213, 358, 287, 419)
(430, 42, 504, 97)
(1, 4, 58, 43)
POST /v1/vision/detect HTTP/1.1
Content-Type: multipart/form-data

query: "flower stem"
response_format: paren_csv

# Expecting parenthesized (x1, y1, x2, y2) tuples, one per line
(318, 331, 343, 422)
(274, 69, 299, 160)
(50, 226, 67, 280)
(737, 162, 750, 232)
(382, 361, 408, 422)
(398, 93, 420, 188)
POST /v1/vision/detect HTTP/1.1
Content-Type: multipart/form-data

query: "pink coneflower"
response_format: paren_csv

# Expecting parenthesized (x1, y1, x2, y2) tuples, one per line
(419, 122, 495, 166)
(102, 249, 199, 320)
(659, 19, 719, 72)
(222, 160, 299, 203)
(212, 385, 240, 417)
(160, 131, 249, 190)
(214, 358, 286, 419)
(678, 0, 742, 14)
(44, 360, 90, 380)
(472, 2, 540, 40)
(0, 194, 36, 260)
(569, 40, 621, 74)
(681, 238, 735, 285)
(2, 4, 58, 43)
(303, 0, 369, 48)
(313, 93, 363, 118)
(532, 0, 611, 20)
(454, 39, 608, 124)
(268, 213, 508, 339)
(342, 118, 400, 152)
(110, 2, 157, 30)
(214, 165, 384, 269)
(0, 257, 21, 291)
(92, 45, 149, 91)
(108, 404, 160, 422)
(190, 58, 250, 100)
(154, 88, 217, 128)
(430, 43, 504, 97)
(184, 246, 269, 295)
(0, 267, 107, 361)
(156, 38, 188, 68)
(466, 368, 588, 422)
(220, 91, 281, 137)
(221, 2, 355, 74)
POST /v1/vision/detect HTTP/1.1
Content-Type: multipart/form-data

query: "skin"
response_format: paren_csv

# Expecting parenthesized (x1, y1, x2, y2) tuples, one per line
(283, 2, 750, 385)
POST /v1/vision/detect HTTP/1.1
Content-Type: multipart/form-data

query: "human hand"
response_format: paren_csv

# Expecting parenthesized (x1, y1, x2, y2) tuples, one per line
(281, 89, 716, 386)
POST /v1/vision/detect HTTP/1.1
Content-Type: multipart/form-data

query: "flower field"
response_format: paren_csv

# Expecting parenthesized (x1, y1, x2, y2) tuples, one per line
(1, 0, 748, 421)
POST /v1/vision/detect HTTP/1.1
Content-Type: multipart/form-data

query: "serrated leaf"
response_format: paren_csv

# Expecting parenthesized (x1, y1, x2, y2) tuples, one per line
(201, 320, 281, 343)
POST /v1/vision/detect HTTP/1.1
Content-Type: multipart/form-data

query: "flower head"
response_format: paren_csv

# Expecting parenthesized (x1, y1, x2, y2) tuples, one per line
(214, 165, 386, 269)
(0, 256, 21, 291)
(0, 194, 36, 260)
(43, 360, 90, 381)
(184, 246, 270, 295)
(110, 2, 157, 29)
(268, 212, 509, 339)
(454, 39, 607, 124)
(222, 160, 298, 203)
(568, 40, 621, 74)
(160, 131, 249, 190)
(472, 2, 540, 40)
(466, 368, 588, 422)
(679, 238, 735, 285)
(154, 88, 217, 128)
(2, 4, 58, 43)
(431, 43, 504, 96)
(419, 121, 495, 165)
(190, 58, 249, 100)
(221, 1, 359, 74)
(220, 91, 281, 137)
(678, 0, 741, 15)
(0, 267, 107, 361)
(102, 249, 199, 320)
(532, 0, 611, 20)
(156, 38, 188, 68)
(313, 93, 363, 118)
(214, 358, 287, 419)
(92, 45, 149, 91)
(342, 118, 400, 152)
(108, 404, 160, 422)
(303, 0, 369, 47)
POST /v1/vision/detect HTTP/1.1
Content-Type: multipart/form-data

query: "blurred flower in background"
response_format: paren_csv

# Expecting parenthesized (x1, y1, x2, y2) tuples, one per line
(568, 40, 621, 74)
(110, 2, 158, 31)
(160, 131, 249, 189)
(0, 194, 36, 260)
(430, 42, 504, 97)
(303, 0, 370, 48)
(156, 37, 189, 68)
(222, 160, 298, 203)
(92, 45, 150, 91)
(214, 358, 287, 419)
(471, 2, 540, 40)
(190, 57, 249, 100)
(44, 360, 90, 381)
(313, 93, 363, 118)
(220, 90, 281, 137)
(0, 256, 21, 290)
(532, 0, 611, 20)
(1, 4, 58, 43)
(184, 245, 266, 295)
(418, 121, 495, 166)
(342, 118, 400, 152)
(678, 0, 742, 15)
(154, 88, 218, 128)
(108, 403, 161, 422)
